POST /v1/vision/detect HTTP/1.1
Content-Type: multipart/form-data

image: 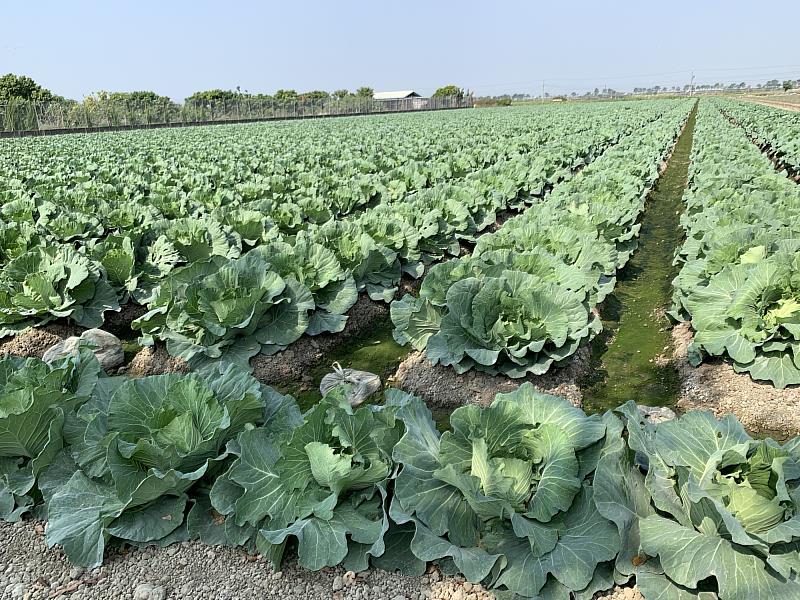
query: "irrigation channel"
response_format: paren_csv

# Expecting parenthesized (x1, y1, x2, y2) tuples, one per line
(581, 103, 697, 413)
(271, 104, 701, 420)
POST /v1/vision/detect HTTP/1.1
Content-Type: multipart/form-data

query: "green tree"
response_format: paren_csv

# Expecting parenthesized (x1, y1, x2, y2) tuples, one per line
(783, 80, 794, 91)
(274, 89, 298, 102)
(355, 86, 374, 98)
(432, 85, 464, 99)
(0, 73, 61, 102)
(185, 89, 241, 103)
(300, 90, 329, 100)
(332, 89, 350, 100)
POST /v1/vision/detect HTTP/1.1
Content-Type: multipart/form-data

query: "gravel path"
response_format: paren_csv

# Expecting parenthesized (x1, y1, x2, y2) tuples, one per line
(0, 521, 496, 600)
(1, 520, 646, 599)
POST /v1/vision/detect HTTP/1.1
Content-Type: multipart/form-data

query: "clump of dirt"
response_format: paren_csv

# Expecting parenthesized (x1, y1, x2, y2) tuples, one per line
(0, 323, 85, 359)
(127, 345, 189, 377)
(429, 577, 494, 600)
(0, 328, 64, 359)
(252, 295, 389, 385)
(672, 323, 800, 439)
(393, 347, 589, 410)
(397, 276, 422, 297)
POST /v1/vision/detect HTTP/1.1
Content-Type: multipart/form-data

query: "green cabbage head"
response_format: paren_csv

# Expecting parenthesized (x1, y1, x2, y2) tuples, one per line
(391, 384, 620, 598)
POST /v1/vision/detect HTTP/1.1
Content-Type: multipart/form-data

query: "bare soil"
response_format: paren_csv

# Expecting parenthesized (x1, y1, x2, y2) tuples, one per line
(0, 324, 83, 359)
(0, 520, 485, 600)
(744, 97, 800, 113)
(127, 345, 190, 377)
(672, 323, 800, 439)
(102, 303, 147, 337)
(252, 294, 389, 385)
(393, 347, 590, 410)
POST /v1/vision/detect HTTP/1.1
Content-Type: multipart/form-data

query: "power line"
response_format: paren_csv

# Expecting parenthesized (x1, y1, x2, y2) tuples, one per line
(463, 64, 800, 93)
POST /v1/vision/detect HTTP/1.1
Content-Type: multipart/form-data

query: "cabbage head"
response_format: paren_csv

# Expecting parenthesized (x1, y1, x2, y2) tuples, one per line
(425, 271, 595, 377)
(211, 386, 421, 572)
(44, 364, 278, 567)
(597, 403, 800, 600)
(391, 384, 620, 598)
(133, 251, 314, 369)
(0, 245, 119, 336)
(0, 349, 100, 521)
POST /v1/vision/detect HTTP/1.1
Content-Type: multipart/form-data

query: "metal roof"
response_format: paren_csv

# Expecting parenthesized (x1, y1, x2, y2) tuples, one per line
(373, 90, 421, 100)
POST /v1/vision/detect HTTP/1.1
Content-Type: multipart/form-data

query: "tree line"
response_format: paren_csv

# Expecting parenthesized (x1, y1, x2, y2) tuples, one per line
(0, 74, 467, 107)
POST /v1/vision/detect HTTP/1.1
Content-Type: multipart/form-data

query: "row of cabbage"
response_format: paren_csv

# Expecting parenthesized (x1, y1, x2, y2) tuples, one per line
(0, 103, 620, 233)
(670, 102, 800, 388)
(0, 102, 677, 370)
(390, 101, 694, 377)
(717, 99, 800, 172)
(3, 350, 798, 599)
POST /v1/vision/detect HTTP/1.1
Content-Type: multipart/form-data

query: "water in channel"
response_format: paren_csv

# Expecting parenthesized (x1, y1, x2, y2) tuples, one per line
(581, 103, 697, 414)
(277, 316, 410, 412)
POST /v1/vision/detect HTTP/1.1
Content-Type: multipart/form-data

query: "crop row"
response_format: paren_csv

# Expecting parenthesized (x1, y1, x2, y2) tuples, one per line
(0, 103, 632, 226)
(0, 102, 679, 370)
(2, 350, 798, 599)
(390, 101, 694, 377)
(670, 102, 800, 387)
(717, 99, 800, 172)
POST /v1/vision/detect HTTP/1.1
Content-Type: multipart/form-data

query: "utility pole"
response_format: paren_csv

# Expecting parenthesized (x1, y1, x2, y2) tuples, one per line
(542, 80, 545, 104)
(690, 70, 695, 96)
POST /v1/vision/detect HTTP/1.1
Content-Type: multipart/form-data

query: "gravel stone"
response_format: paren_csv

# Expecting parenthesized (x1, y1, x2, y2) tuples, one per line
(637, 404, 676, 423)
(8, 583, 26, 599)
(134, 583, 167, 600)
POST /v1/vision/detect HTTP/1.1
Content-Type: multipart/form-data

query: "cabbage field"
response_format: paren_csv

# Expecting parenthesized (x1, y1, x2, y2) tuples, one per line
(2, 98, 800, 599)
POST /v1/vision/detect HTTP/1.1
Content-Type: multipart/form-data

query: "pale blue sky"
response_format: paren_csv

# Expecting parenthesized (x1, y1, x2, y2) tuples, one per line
(4, 1, 799, 100)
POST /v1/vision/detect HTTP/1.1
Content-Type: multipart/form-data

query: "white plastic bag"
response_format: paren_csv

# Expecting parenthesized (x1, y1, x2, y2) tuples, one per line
(320, 362, 381, 406)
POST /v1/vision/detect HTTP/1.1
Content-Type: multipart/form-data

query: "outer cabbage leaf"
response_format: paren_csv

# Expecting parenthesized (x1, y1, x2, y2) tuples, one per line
(0, 349, 100, 521)
(44, 364, 280, 566)
(214, 386, 421, 572)
(391, 384, 618, 598)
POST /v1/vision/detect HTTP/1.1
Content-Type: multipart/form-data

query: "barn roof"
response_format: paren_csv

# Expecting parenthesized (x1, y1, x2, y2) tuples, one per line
(373, 90, 421, 100)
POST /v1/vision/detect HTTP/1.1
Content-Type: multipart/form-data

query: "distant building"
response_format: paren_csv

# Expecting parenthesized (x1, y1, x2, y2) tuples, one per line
(373, 90, 426, 109)
(373, 90, 422, 100)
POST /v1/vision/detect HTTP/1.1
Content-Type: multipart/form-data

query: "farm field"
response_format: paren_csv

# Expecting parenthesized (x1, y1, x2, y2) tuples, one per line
(2, 98, 800, 600)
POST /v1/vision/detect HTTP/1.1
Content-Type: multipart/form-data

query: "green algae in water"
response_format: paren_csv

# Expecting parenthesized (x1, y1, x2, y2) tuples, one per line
(582, 104, 698, 414)
(276, 317, 412, 412)
(122, 340, 142, 364)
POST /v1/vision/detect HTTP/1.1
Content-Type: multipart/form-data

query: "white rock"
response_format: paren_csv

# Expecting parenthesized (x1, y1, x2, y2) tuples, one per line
(42, 328, 124, 371)
(133, 583, 167, 600)
(9, 583, 26, 599)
